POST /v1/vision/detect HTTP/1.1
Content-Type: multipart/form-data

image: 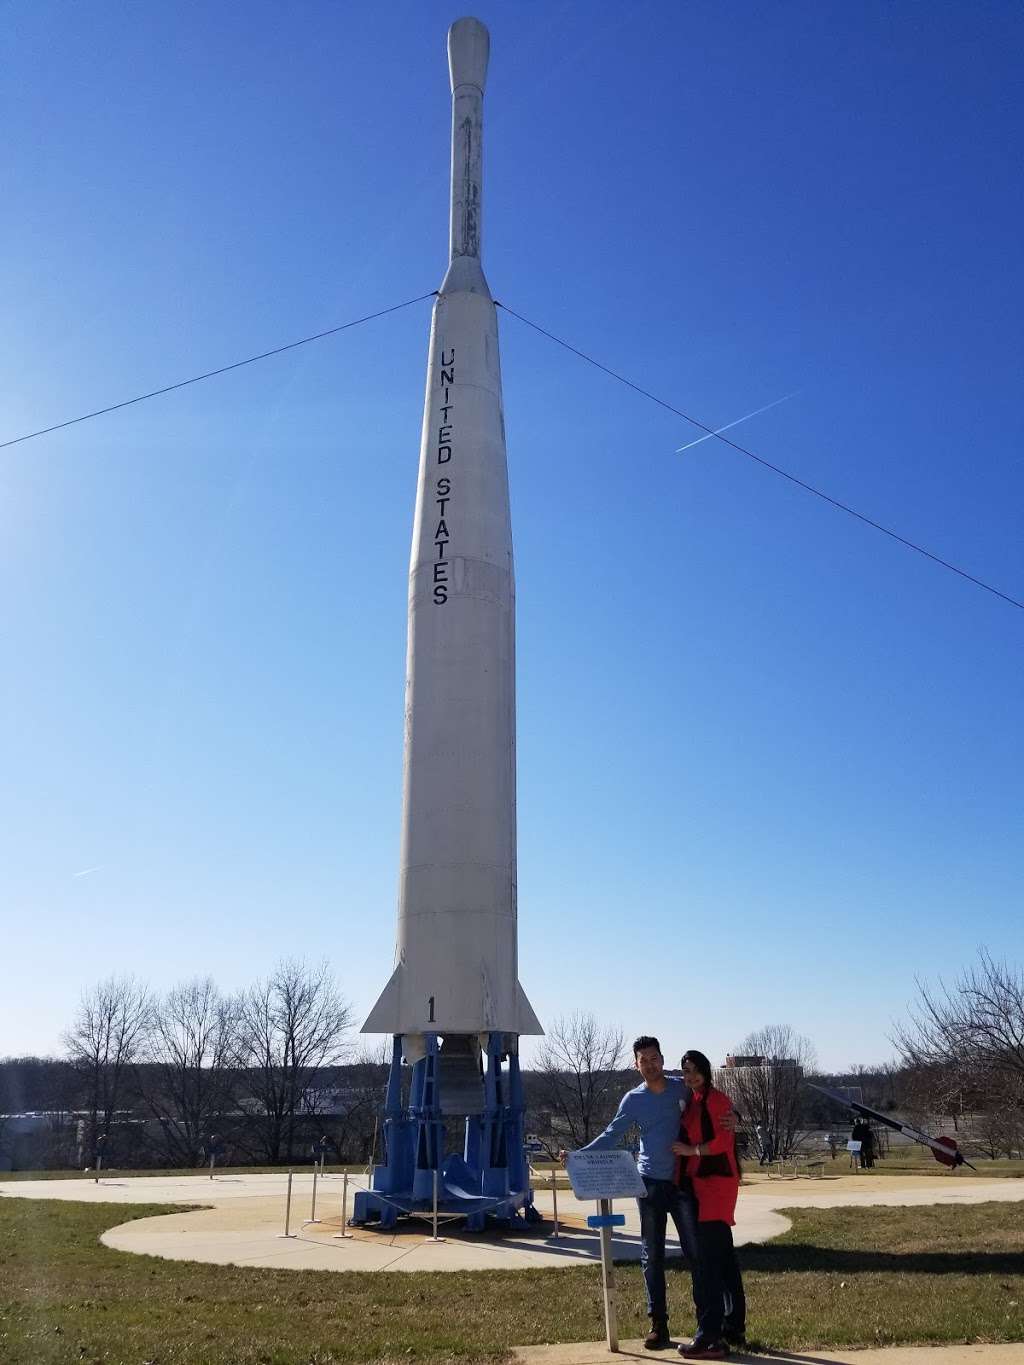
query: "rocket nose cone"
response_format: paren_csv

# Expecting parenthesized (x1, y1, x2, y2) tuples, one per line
(448, 16, 489, 92)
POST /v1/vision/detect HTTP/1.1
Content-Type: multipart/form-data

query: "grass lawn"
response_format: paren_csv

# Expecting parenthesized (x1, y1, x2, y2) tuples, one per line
(0, 1197, 1022, 1364)
(788, 1144, 1024, 1179)
(856, 1151, 1024, 1178)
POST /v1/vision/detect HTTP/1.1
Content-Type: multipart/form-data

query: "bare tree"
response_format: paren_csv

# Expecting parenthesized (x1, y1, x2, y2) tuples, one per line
(233, 959, 353, 1163)
(894, 950, 1024, 1087)
(314, 1045, 390, 1165)
(529, 1012, 627, 1151)
(63, 975, 149, 1164)
(973, 1103, 1024, 1160)
(138, 977, 236, 1167)
(897, 1058, 973, 1130)
(894, 950, 1024, 1145)
(720, 1024, 817, 1160)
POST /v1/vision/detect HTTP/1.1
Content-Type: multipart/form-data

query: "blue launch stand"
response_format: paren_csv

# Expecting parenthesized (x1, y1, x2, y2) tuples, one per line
(352, 1032, 539, 1231)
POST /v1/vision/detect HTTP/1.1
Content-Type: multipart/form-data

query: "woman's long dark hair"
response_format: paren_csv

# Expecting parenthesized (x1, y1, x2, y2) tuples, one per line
(681, 1049, 714, 1090)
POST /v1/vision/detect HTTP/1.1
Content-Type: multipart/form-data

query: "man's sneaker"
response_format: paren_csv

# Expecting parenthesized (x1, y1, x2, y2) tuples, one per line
(644, 1322, 672, 1350)
(678, 1338, 728, 1360)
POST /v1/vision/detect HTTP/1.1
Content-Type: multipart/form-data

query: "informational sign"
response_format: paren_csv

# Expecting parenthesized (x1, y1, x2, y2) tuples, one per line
(847, 1140, 862, 1153)
(566, 1149, 646, 1201)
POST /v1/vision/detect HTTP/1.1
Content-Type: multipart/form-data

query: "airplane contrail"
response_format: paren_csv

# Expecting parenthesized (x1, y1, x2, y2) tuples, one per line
(675, 391, 799, 453)
(72, 866, 103, 879)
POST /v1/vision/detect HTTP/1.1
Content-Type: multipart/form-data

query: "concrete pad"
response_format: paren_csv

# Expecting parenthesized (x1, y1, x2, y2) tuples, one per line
(2, 1171, 1022, 1276)
(511, 1344, 1023, 1365)
(0, 1171, 300, 1203)
(94, 1179, 788, 1273)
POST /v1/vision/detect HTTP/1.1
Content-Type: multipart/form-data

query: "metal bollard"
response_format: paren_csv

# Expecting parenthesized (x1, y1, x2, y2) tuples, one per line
(550, 1168, 560, 1239)
(333, 1171, 354, 1238)
(309, 1166, 320, 1222)
(425, 1167, 445, 1242)
(280, 1170, 295, 1238)
(209, 1153, 216, 1181)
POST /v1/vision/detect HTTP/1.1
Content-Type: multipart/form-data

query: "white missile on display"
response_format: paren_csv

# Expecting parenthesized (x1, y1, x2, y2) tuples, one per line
(363, 17, 541, 1043)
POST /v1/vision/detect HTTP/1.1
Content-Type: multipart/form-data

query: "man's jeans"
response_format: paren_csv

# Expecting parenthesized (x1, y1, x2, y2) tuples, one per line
(637, 1176, 700, 1326)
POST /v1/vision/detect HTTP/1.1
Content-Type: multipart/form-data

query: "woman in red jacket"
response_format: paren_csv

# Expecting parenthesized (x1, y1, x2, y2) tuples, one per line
(671, 1050, 746, 1360)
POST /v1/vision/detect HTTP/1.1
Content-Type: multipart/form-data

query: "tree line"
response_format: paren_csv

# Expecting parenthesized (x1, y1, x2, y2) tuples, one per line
(3, 948, 1021, 1171)
(528, 951, 1024, 1163)
(1, 959, 373, 1170)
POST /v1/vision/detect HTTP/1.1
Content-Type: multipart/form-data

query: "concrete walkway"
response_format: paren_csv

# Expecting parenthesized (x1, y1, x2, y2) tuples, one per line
(511, 1344, 1022, 1365)
(2, 1170, 1022, 1275)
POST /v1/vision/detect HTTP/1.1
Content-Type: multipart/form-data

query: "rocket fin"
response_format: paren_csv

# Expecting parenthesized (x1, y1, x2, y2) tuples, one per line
(517, 980, 543, 1036)
(362, 964, 404, 1034)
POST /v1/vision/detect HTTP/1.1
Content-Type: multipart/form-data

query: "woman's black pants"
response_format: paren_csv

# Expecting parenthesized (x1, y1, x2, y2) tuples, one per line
(695, 1220, 745, 1340)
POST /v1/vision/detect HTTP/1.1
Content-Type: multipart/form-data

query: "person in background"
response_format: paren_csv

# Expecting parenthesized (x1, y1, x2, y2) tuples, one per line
(672, 1050, 746, 1361)
(850, 1117, 867, 1169)
(759, 1126, 775, 1166)
(851, 1117, 874, 1169)
(862, 1124, 876, 1168)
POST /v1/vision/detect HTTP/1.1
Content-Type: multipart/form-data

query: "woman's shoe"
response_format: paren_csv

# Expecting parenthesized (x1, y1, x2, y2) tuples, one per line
(678, 1338, 728, 1360)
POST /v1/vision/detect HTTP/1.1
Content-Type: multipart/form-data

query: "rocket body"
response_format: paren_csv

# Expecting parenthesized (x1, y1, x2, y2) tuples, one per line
(364, 18, 540, 1041)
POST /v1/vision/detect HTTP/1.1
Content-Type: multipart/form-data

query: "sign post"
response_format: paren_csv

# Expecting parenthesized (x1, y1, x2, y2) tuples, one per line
(565, 1150, 645, 1354)
(596, 1197, 619, 1350)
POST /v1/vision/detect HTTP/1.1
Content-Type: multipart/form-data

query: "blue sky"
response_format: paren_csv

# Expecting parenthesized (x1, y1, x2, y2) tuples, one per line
(3, 1, 1021, 1071)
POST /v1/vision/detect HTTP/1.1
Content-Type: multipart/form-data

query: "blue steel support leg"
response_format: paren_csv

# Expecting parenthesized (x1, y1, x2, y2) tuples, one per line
(478, 1031, 498, 1185)
(354, 1033, 410, 1228)
(461, 1112, 486, 1231)
(385, 1034, 404, 1117)
(506, 1047, 527, 1189)
(412, 1033, 444, 1201)
(481, 1031, 510, 1200)
(464, 1113, 482, 1178)
(507, 1046, 539, 1219)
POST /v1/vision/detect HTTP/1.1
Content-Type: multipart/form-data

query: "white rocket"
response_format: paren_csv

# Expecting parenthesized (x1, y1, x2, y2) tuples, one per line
(364, 17, 541, 1043)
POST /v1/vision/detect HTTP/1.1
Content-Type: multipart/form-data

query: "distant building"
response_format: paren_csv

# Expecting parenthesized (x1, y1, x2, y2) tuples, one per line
(714, 1056, 804, 1111)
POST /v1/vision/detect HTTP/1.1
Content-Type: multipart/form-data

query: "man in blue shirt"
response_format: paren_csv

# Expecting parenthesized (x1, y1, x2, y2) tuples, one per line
(582, 1035, 729, 1351)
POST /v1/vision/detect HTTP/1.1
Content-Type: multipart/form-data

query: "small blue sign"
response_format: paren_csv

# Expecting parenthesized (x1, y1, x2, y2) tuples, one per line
(587, 1213, 626, 1229)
